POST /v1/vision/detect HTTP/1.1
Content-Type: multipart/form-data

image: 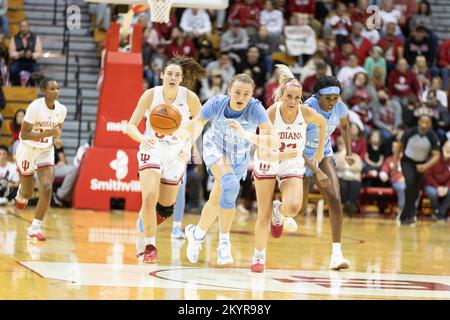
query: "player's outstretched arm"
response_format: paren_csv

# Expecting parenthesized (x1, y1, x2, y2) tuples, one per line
(301, 105, 327, 164)
(226, 120, 281, 150)
(126, 89, 154, 146)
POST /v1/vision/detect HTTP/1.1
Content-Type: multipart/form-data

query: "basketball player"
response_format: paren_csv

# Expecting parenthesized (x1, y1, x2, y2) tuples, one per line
(183, 74, 284, 265)
(250, 65, 328, 272)
(126, 56, 205, 263)
(298, 76, 355, 270)
(15, 78, 67, 241)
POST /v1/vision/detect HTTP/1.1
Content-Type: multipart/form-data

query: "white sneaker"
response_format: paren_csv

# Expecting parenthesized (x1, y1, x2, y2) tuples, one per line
(217, 241, 234, 265)
(329, 254, 350, 270)
(283, 217, 298, 232)
(185, 224, 203, 263)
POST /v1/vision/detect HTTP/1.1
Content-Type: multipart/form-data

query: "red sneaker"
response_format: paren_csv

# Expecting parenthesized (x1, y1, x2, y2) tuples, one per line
(250, 262, 265, 273)
(143, 244, 157, 264)
(15, 197, 28, 210)
(270, 219, 283, 238)
(27, 230, 47, 241)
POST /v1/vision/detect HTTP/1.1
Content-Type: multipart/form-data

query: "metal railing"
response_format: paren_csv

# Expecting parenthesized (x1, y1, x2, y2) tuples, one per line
(62, 0, 70, 87)
(73, 54, 84, 148)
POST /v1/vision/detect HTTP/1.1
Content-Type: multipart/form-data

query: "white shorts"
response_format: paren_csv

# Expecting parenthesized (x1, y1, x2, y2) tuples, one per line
(253, 153, 305, 186)
(137, 141, 187, 185)
(15, 143, 54, 176)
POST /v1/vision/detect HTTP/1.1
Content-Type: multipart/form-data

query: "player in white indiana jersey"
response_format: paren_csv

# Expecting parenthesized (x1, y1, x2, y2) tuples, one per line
(15, 78, 67, 241)
(126, 56, 205, 264)
(251, 65, 328, 272)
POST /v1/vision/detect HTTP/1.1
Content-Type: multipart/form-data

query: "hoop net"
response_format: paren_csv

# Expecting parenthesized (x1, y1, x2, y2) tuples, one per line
(148, 0, 174, 23)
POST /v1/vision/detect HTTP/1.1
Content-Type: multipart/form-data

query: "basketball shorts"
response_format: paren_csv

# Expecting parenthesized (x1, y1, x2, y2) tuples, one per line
(15, 143, 54, 176)
(253, 153, 305, 186)
(137, 140, 187, 185)
(303, 146, 335, 177)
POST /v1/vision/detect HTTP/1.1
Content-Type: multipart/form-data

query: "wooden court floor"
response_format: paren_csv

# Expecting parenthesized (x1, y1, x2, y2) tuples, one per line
(0, 206, 449, 300)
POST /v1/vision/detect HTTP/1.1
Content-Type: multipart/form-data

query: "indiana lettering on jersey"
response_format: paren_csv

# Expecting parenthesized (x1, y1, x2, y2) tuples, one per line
(34, 121, 58, 128)
(278, 131, 302, 140)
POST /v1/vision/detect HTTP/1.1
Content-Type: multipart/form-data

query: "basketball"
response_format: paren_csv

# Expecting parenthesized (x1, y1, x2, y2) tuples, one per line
(149, 103, 182, 135)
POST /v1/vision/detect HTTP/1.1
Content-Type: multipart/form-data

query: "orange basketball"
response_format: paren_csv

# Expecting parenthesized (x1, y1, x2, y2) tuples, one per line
(150, 103, 182, 135)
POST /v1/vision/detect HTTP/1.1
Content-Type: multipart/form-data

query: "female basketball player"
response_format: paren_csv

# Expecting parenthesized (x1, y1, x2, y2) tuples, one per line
(250, 65, 328, 272)
(126, 56, 205, 263)
(300, 76, 355, 270)
(183, 74, 284, 266)
(15, 78, 67, 241)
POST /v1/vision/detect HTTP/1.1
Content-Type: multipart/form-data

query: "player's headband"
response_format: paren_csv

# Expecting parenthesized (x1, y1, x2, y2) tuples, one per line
(318, 86, 340, 95)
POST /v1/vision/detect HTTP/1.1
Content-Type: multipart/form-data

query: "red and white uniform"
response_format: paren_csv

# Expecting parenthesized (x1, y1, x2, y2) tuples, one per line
(137, 85, 191, 185)
(254, 102, 307, 184)
(16, 98, 67, 176)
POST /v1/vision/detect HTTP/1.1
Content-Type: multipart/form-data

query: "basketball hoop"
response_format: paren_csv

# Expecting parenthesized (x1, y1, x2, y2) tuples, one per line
(148, 0, 174, 23)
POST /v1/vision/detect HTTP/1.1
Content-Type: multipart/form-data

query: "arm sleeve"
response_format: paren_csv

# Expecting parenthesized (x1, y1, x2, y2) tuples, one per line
(401, 128, 415, 146)
(23, 102, 39, 124)
(249, 100, 269, 126)
(199, 96, 219, 121)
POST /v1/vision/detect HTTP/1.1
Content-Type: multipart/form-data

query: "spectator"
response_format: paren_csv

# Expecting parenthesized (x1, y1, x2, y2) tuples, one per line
(179, 9, 212, 41)
(199, 69, 227, 102)
(227, 0, 261, 37)
(373, 89, 402, 140)
(348, 21, 372, 65)
(250, 26, 274, 73)
(438, 39, 450, 90)
(387, 58, 420, 108)
(408, 0, 437, 35)
(377, 22, 404, 73)
(392, 0, 416, 36)
(9, 108, 25, 157)
(404, 26, 436, 68)
(0, 83, 4, 126)
(152, 10, 178, 42)
(337, 54, 366, 87)
(364, 46, 387, 83)
(350, 0, 371, 25)
(263, 67, 280, 107)
(369, 66, 387, 91)
(302, 62, 328, 99)
(350, 122, 367, 161)
(423, 140, 450, 221)
(0, 32, 9, 86)
(205, 52, 236, 84)
(0, 145, 19, 206)
(335, 136, 363, 216)
(364, 129, 385, 186)
(260, 0, 284, 36)
(144, 43, 168, 87)
(166, 27, 196, 59)
(379, 0, 402, 36)
(9, 20, 43, 86)
(197, 39, 216, 68)
(421, 76, 448, 109)
(298, 51, 332, 81)
(411, 55, 431, 95)
(395, 115, 440, 225)
(379, 140, 406, 216)
(324, 1, 352, 46)
(220, 20, 249, 58)
(401, 95, 420, 128)
(88, 3, 111, 31)
(0, 0, 9, 38)
(236, 46, 267, 99)
(425, 90, 449, 142)
(332, 40, 355, 71)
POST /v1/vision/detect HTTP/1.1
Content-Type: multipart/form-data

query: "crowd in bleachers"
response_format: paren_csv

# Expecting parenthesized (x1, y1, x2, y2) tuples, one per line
(90, 0, 450, 219)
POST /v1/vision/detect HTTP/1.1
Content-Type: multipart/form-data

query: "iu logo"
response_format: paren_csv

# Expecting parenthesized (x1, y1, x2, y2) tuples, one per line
(259, 163, 271, 174)
(21, 160, 30, 172)
(109, 150, 129, 180)
(140, 154, 151, 164)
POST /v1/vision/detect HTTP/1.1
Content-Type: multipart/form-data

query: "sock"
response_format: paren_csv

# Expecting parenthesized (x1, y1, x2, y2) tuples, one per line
(332, 243, 342, 256)
(173, 221, 181, 229)
(219, 233, 230, 244)
(253, 248, 266, 263)
(31, 219, 42, 229)
(145, 237, 156, 246)
(193, 226, 206, 240)
(273, 203, 283, 225)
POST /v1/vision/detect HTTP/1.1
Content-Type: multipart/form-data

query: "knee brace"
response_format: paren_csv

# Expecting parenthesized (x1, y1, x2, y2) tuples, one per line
(219, 173, 240, 209)
(156, 202, 174, 218)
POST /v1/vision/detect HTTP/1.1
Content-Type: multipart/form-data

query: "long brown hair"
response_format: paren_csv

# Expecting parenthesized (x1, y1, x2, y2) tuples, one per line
(163, 55, 206, 90)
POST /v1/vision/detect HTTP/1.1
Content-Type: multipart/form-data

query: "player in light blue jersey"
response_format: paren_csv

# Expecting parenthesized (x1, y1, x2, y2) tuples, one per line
(301, 76, 356, 270)
(183, 74, 281, 265)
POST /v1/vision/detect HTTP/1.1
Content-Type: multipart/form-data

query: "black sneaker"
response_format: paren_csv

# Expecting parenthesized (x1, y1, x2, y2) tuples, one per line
(52, 193, 63, 207)
(400, 218, 416, 226)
